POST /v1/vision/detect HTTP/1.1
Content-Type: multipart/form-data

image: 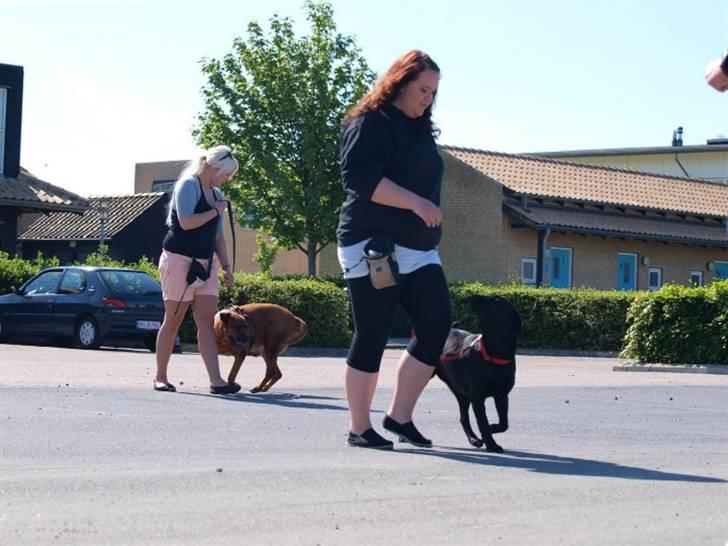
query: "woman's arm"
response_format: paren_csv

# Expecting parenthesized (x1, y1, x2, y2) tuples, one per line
(215, 234, 231, 270)
(178, 201, 226, 231)
(215, 234, 234, 288)
(371, 177, 443, 228)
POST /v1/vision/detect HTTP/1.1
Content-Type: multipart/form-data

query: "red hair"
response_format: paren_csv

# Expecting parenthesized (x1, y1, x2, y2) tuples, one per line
(345, 50, 440, 137)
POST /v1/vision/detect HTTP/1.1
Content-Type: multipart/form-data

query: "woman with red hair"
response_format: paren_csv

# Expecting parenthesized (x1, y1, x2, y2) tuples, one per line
(337, 50, 451, 449)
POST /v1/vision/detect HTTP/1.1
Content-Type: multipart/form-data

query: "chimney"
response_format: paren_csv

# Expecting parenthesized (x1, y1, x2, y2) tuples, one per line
(0, 63, 24, 178)
(671, 126, 683, 147)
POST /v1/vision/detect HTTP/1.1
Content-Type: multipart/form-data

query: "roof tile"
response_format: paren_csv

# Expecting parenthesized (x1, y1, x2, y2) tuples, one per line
(444, 146, 728, 217)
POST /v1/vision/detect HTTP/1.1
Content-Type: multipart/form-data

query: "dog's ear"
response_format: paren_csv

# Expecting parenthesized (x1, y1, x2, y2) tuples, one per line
(219, 310, 233, 323)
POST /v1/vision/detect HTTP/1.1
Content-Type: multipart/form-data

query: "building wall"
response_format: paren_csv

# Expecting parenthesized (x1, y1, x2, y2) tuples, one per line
(0, 206, 18, 254)
(111, 199, 169, 262)
(500, 229, 728, 289)
(134, 161, 310, 275)
(557, 151, 728, 184)
(0, 63, 23, 178)
(438, 152, 506, 283)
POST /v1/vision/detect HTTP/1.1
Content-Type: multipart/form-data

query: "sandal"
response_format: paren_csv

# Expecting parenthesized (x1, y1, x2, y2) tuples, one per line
(153, 381, 176, 392)
(210, 382, 241, 395)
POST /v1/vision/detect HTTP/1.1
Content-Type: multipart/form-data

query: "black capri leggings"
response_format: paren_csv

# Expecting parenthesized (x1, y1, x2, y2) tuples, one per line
(346, 264, 452, 373)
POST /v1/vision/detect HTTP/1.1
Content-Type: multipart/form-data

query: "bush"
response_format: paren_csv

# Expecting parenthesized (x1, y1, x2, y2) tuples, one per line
(0, 251, 60, 294)
(621, 281, 728, 364)
(449, 284, 636, 351)
(220, 273, 351, 347)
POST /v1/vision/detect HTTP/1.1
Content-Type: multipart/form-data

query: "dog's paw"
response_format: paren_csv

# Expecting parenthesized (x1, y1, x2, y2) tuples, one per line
(250, 386, 262, 393)
(485, 443, 504, 453)
(468, 437, 484, 448)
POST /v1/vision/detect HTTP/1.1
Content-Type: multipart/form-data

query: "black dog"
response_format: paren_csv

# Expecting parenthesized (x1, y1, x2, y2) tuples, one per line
(434, 295, 522, 452)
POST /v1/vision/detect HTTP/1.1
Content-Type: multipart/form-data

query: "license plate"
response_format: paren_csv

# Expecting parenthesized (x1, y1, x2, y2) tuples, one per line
(136, 320, 161, 330)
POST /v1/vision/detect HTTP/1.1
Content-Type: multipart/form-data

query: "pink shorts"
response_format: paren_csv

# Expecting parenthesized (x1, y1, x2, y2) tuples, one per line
(158, 249, 220, 302)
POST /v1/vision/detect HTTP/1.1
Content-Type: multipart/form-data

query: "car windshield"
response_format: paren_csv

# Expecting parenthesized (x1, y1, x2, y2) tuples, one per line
(98, 270, 161, 297)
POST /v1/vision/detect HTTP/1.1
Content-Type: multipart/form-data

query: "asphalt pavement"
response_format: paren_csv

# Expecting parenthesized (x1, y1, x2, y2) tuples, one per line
(1, 343, 726, 546)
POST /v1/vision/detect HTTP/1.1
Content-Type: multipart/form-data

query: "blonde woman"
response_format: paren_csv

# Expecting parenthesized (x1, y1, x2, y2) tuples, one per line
(154, 145, 239, 395)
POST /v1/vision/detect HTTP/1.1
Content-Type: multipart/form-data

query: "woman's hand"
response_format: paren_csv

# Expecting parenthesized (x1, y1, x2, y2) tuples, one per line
(412, 197, 443, 228)
(222, 267, 234, 289)
(214, 200, 227, 217)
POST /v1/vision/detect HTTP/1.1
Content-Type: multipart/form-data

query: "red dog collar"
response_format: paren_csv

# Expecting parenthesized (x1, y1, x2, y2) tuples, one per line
(439, 335, 512, 365)
(479, 336, 512, 366)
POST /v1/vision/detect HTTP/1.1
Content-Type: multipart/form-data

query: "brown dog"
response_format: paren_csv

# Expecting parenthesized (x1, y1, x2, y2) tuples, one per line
(214, 303, 307, 393)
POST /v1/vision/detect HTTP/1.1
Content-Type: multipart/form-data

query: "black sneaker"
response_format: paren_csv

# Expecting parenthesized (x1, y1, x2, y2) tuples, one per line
(383, 415, 433, 448)
(347, 428, 394, 450)
(210, 382, 241, 395)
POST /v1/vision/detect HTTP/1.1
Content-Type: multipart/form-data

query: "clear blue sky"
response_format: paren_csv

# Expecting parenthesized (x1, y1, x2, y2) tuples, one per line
(2, 0, 727, 197)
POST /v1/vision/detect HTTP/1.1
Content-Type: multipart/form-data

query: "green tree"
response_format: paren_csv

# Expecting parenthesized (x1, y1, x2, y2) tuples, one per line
(195, 0, 374, 276)
(253, 234, 281, 276)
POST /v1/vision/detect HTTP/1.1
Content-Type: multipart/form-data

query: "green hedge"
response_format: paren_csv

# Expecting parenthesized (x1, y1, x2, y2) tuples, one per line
(0, 251, 60, 294)
(621, 281, 728, 364)
(3, 251, 726, 360)
(449, 283, 636, 351)
(219, 274, 351, 348)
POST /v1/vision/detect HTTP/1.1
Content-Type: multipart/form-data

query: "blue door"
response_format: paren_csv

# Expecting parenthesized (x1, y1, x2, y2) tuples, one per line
(550, 247, 572, 288)
(616, 253, 637, 290)
(714, 261, 728, 281)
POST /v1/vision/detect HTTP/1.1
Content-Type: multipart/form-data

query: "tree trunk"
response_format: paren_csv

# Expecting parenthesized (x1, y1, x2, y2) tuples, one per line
(307, 243, 317, 277)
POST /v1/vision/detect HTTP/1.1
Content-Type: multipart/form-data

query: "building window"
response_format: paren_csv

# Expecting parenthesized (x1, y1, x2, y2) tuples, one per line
(151, 179, 175, 193)
(714, 261, 728, 281)
(0, 87, 6, 175)
(521, 258, 537, 285)
(689, 271, 703, 287)
(648, 268, 663, 291)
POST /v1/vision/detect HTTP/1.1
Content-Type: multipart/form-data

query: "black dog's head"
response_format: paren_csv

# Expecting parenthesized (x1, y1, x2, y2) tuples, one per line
(470, 295, 522, 361)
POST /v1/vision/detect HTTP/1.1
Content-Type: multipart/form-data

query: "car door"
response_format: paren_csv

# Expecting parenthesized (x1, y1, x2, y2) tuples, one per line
(15, 269, 64, 335)
(52, 268, 90, 337)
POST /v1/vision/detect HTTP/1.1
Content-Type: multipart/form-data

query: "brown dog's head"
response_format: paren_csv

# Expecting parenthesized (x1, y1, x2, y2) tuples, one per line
(217, 308, 254, 349)
(470, 295, 522, 361)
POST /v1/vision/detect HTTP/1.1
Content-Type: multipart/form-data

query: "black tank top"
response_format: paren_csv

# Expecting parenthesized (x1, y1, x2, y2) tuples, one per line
(162, 177, 220, 259)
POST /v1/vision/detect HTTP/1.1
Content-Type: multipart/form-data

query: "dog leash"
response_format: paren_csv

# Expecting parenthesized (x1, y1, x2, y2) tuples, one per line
(225, 199, 236, 275)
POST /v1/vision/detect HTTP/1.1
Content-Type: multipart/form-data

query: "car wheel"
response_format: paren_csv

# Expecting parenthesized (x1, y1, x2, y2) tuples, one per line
(75, 316, 101, 349)
(0, 317, 6, 342)
(144, 333, 157, 353)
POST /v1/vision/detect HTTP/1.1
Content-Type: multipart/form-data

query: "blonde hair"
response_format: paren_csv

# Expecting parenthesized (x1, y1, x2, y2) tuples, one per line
(166, 145, 239, 226)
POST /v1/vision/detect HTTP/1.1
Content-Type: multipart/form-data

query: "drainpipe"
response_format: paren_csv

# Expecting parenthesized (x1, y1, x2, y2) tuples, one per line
(673, 153, 690, 178)
(536, 227, 551, 288)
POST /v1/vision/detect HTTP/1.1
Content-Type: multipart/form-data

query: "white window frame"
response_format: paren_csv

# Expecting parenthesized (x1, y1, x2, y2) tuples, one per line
(521, 258, 537, 285)
(689, 271, 703, 287)
(648, 267, 663, 291)
(0, 87, 6, 176)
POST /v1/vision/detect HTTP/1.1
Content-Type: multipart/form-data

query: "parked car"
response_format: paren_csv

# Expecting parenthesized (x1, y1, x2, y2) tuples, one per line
(0, 266, 165, 351)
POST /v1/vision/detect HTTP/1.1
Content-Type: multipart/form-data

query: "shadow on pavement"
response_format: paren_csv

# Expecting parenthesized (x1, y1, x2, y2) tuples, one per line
(398, 446, 726, 483)
(177, 391, 349, 411)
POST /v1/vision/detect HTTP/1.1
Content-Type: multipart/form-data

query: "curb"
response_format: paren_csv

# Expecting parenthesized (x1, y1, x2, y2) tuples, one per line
(613, 362, 728, 375)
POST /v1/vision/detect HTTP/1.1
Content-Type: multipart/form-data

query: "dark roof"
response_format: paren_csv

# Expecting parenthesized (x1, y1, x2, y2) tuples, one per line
(528, 143, 728, 158)
(0, 168, 88, 212)
(504, 203, 728, 247)
(443, 146, 728, 218)
(19, 193, 167, 241)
